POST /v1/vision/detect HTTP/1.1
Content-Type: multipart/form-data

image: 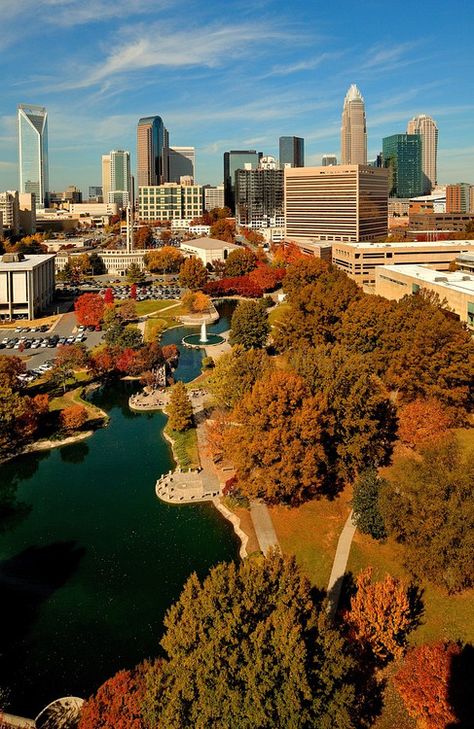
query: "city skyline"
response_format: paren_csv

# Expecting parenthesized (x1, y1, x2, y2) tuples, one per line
(0, 1, 473, 192)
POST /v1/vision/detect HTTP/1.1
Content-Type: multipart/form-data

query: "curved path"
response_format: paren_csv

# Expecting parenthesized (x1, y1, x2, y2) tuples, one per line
(326, 510, 357, 619)
(250, 502, 281, 555)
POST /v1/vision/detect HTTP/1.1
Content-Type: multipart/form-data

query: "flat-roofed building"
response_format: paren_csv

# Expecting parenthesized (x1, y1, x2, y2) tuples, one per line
(203, 185, 224, 211)
(18, 192, 36, 234)
(332, 240, 474, 286)
(446, 183, 472, 213)
(180, 237, 239, 266)
(456, 253, 474, 274)
(68, 202, 118, 216)
(285, 165, 388, 243)
(375, 264, 474, 328)
(138, 183, 202, 222)
(0, 191, 20, 235)
(409, 212, 474, 233)
(0, 252, 55, 320)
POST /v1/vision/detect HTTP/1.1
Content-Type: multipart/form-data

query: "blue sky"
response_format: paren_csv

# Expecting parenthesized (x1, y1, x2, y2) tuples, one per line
(1, 0, 473, 193)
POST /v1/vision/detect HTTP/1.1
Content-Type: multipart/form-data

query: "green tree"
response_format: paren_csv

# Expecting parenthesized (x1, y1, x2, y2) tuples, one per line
(379, 441, 474, 593)
(229, 299, 270, 350)
(144, 552, 358, 729)
(126, 263, 145, 284)
(208, 345, 274, 409)
(352, 469, 387, 540)
(179, 256, 208, 291)
(167, 381, 193, 432)
(89, 252, 105, 274)
(224, 247, 257, 277)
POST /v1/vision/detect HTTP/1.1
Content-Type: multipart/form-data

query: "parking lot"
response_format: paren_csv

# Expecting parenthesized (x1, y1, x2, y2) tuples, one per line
(103, 283, 182, 301)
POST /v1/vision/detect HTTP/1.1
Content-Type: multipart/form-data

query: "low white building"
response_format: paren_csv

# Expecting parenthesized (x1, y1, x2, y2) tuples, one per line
(180, 237, 240, 266)
(0, 252, 55, 320)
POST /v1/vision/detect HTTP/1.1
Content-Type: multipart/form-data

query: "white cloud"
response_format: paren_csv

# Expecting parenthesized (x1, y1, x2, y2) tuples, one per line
(259, 53, 340, 79)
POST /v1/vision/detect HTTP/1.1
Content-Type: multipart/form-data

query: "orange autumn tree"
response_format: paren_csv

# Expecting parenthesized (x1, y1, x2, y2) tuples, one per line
(75, 293, 105, 328)
(345, 567, 415, 663)
(394, 641, 462, 729)
(397, 398, 453, 449)
(60, 404, 88, 432)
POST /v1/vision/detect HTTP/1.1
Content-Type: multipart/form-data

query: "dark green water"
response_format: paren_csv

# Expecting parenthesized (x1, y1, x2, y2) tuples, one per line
(0, 302, 238, 717)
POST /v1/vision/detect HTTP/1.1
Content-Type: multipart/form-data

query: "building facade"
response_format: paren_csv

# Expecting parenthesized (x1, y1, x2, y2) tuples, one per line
(18, 104, 49, 208)
(223, 150, 261, 212)
(88, 186, 103, 202)
(285, 165, 388, 243)
(0, 252, 55, 320)
(18, 192, 36, 234)
(168, 147, 195, 183)
(383, 134, 423, 198)
(322, 154, 337, 166)
(279, 137, 304, 168)
(375, 264, 474, 329)
(107, 150, 131, 207)
(332, 240, 474, 286)
(407, 114, 438, 193)
(203, 185, 225, 211)
(446, 183, 472, 213)
(0, 191, 20, 235)
(137, 116, 168, 187)
(409, 212, 474, 234)
(138, 184, 202, 221)
(235, 165, 284, 229)
(180, 237, 239, 266)
(340, 85, 367, 165)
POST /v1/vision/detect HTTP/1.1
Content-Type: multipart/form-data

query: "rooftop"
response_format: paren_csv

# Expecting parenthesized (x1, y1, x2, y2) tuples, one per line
(379, 264, 474, 295)
(182, 237, 240, 251)
(334, 240, 474, 250)
(0, 253, 55, 271)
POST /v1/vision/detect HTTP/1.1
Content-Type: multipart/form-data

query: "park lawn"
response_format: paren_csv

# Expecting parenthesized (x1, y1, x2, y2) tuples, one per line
(49, 386, 107, 423)
(144, 318, 168, 342)
(131, 299, 180, 316)
(268, 302, 291, 329)
(269, 487, 352, 589)
(1, 313, 61, 329)
(165, 425, 200, 470)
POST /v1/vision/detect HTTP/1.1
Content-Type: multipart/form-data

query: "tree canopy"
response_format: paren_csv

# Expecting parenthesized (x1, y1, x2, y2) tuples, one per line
(179, 257, 208, 291)
(229, 299, 270, 350)
(208, 345, 274, 409)
(224, 247, 257, 277)
(145, 246, 184, 274)
(167, 381, 193, 432)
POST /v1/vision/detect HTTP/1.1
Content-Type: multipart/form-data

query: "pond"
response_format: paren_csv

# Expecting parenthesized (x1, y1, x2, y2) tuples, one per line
(0, 300, 238, 717)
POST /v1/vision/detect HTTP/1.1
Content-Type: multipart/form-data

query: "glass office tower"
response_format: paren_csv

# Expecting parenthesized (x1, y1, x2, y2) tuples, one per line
(137, 116, 167, 187)
(18, 104, 49, 208)
(279, 137, 304, 168)
(223, 150, 261, 212)
(382, 134, 423, 198)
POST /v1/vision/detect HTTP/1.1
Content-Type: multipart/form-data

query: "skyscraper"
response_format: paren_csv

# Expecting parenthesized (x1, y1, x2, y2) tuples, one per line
(382, 134, 423, 198)
(137, 116, 167, 187)
(18, 104, 49, 208)
(101, 154, 111, 203)
(279, 137, 304, 168)
(235, 157, 284, 229)
(407, 114, 438, 193)
(321, 155, 337, 166)
(223, 150, 261, 212)
(341, 85, 367, 165)
(102, 150, 131, 207)
(168, 147, 195, 183)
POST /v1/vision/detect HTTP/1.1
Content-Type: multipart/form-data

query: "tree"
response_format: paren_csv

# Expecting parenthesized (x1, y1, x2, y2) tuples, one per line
(226, 371, 333, 504)
(130, 283, 137, 300)
(229, 300, 270, 350)
(397, 398, 453, 449)
(75, 293, 105, 328)
(89, 347, 116, 376)
(79, 660, 162, 729)
(283, 257, 329, 299)
(208, 206, 231, 222)
(117, 299, 137, 322)
(167, 381, 193, 432)
(379, 441, 474, 593)
(345, 567, 415, 663)
(162, 344, 179, 364)
(0, 355, 25, 387)
(224, 247, 257, 277)
(271, 241, 305, 267)
(126, 263, 145, 284)
(210, 217, 235, 243)
(394, 642, 468, 729)
(179, 256, 208, 291)
(50, 344, 89, 392)
(181, 290, 210, 314)
(208, 345, 274, 409)
(134, 225, 154, 249)
(352, 469, 387, 540)
(89, 252, 105, 275)
(145, 247, 184, 275)
(60, 404, 88, 431)
(103, 288, 114, 305)
(144, 552, 359, 728)
(249, 263, 283, 292)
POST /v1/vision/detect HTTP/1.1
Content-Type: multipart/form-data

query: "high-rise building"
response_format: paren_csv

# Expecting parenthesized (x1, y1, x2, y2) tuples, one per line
(382, 134, 423, 198)
(279, 137, 304, 168)
(101, 155, 111, 204)
(18, 104, 49, 208)
(168, 147, 195, 183)
(203, 185, 225, 211)
(0, 191, 20, 235)
(407, 114, 438, 193)
(446, 183, 471, 213)
(102, 150, 131, 208)
(88, 186, 103, 202)
(235, 157, 284, 229)
(322, 154, 337, 166)
(285, 165, 388, 243)
(137, 116, 167, 187)
(223, 150, 261, 212)
(138, 183, 202, 222)
(18, 192, 36, 234)
(341, 85, 367, 165)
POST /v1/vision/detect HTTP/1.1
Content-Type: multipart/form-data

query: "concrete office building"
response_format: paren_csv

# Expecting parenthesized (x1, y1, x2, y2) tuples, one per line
(18, 192, 36, 234)
(138, 183, 202, 222)
(279, 137, 304, 168)
(180, 237, 239, 266)
(409, 212, 474, 234)
(457, 253, 474, 274)
(88, 186, 103, 202)
(285, 165, 388, 243)
(235, 161, 284, 229)
(383, 134, 423, 198)
(341, 85, 367, 165)
(322, 154, 337, 166)
(0, 252, 55, 320)
(446, 183, 472, 213)
(106, 150, 131, 207)
(0, 191, 20, 235)
(18, 104, 49, 208)
(332, 240, 474, 286)
(407, 114, 438, 193)
(224, 150, 261, 212)
(375, 264, 474, 329)
(203, 185, 225, 211)
(68, 202, 118, 216)
(168, 147, 195, 183)
(137, 116, 168, 187)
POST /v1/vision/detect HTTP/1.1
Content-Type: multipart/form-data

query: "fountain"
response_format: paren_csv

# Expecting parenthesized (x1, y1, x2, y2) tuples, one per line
(200, 321, 208, 343)
(182, 318, 225, 348)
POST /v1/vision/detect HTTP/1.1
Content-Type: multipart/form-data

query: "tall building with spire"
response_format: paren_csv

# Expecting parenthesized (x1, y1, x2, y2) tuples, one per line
(341, 85, 367, 165)
(137, 116, 168, 187)
(407, 114, 438, 193)
(18, 104, 49, 208)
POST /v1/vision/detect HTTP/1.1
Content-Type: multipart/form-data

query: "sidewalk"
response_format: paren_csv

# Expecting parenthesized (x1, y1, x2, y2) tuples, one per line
(326, 510, 357, 619)
(250, 501, 281, 555)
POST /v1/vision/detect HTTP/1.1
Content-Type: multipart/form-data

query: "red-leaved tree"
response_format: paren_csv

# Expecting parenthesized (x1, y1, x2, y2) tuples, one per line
(75, 293, 105, 328)
(104, 288, 114, 305)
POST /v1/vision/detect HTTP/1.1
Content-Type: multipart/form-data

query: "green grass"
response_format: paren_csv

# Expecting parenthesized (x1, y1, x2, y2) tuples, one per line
(129, 299, 180, 316)
(144, 318, 168, 342)
(164, 425, 200, 470)
(49, 386, 108, 424)
(268, 301, 291, 329)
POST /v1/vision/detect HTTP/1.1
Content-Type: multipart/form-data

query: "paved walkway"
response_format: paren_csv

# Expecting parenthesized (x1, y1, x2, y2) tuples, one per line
(250, 501, 281, 555)
(326, 510, 357, 619)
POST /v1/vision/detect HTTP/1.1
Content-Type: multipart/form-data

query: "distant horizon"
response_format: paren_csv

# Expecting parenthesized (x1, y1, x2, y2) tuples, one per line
(1, 0, 473, 193)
